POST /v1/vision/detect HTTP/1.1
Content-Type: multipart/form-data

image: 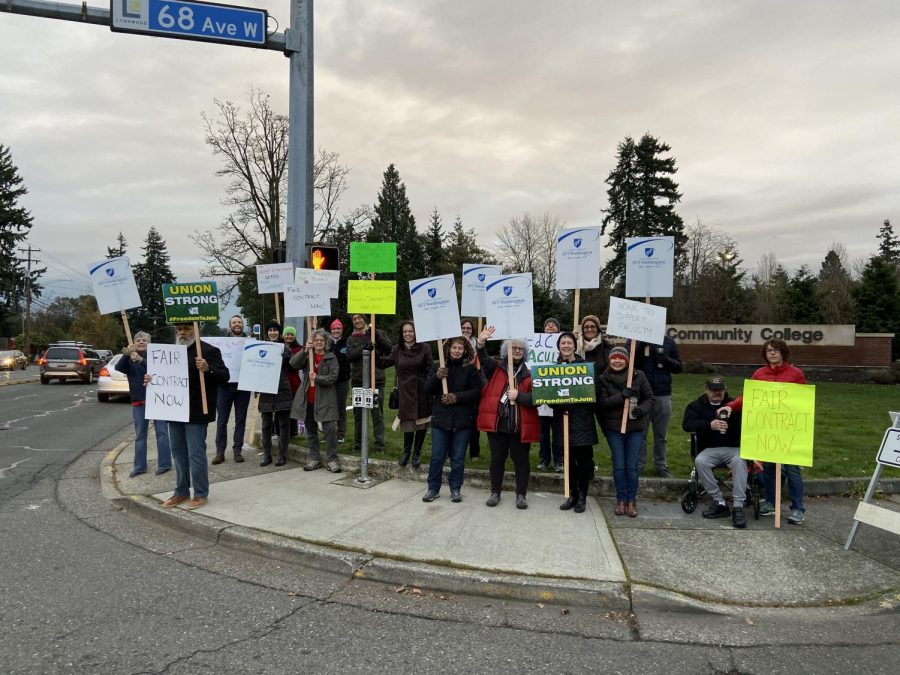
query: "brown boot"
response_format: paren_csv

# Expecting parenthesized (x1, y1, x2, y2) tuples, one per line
(626, 501, 637, 518)
(614, 501, 626, 516)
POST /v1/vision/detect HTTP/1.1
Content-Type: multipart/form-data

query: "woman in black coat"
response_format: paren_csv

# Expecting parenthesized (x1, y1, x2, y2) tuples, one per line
(383, 321, 433, 467)
(258, 321, 294, 467)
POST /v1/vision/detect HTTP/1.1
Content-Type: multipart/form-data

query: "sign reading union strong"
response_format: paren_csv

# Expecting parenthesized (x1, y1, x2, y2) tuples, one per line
(162, 282, 220, 323)
(664, 324, 856, 346)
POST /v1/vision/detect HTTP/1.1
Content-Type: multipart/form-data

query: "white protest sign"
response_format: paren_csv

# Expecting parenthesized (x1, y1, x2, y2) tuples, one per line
(255, 262, 294, 294)
(283, 283, 332, 318)
(237, 342, 284, 394)
(606, 297, 667, 345)
(485, 273, 535, 339)
(203, 336, 246, 383)
(144, 344, 190, 423)
(88, 256, 142, 315)
(525, 333, 560, 368)
(625, 236, 675, 298)
(461, 263, 502, 317)
(556, 227, 602, 290)
(409, 274, 462, 343)
(295, 267, 340, 298)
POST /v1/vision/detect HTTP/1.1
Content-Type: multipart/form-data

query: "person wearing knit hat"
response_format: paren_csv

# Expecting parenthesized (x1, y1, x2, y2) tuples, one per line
(543, 317, 561, 333)
(330, 318, 344, 331)
(596, 343, 654, 518)
(329, 318, 351, 443)
(257, 323, 294, 467)
(283, 326, 297, 338)
(266, 320, 282, 341)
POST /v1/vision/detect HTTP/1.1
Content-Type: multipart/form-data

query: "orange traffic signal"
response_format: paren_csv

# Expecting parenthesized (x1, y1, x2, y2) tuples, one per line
(310, 244, 339, 271)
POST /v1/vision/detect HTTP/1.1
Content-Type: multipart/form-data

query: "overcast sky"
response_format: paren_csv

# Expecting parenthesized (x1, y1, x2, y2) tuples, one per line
(1, 1, 898, 310)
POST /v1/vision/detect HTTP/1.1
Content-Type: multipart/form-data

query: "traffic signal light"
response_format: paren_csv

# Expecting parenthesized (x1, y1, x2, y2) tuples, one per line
(309, 244, 340, 271)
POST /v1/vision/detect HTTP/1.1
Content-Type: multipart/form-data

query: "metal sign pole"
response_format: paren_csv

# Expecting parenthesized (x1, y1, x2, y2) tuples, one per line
(357, 349, 372, 484)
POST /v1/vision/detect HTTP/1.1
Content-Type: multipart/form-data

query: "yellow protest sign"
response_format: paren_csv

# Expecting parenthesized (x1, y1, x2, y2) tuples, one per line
(739, 379, 815, 467)
(347, 280, 396, 315)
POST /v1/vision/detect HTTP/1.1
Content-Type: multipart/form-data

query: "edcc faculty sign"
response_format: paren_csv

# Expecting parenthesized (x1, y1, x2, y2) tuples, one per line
(665, 324, 856, 346)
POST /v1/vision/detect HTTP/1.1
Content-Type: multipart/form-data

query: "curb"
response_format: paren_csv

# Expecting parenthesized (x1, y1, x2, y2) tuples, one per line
(0, 376, 39, 387)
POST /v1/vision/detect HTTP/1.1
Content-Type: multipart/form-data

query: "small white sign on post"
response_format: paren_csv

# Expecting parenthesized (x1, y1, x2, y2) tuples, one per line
(409, 274, 462, 343)
(255, 262, 294, 294)
(461, 263, 502, 317)
(524, 333, 560, 368)
(352, 387, 375, 409)
(237, 342, 284, 394)
(485, 273, 535, 340)
(606, 297, 667, 345)
(845, 425, 900, 550)
(283, 283, 332, 318)
(556, 227, 602, 290)
(625, 236, 675, 298)
(876, 428, 900, 468)
(203, 337, 246, 383)
(295, 268, 340, 298)
(88, 256, 142, 315)
(144, 344, 190, 423)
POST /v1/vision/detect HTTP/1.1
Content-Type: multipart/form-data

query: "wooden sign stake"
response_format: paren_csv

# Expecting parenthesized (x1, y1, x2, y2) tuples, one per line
(274, 292, 281, 324)
(573, 288, 581, 331)
(437, 338, 449, 395)
(193, 321, 208, 415)
(619, 340, 637, 433)
(563, 412, 570, 498)
(507, 346, 516, 407)
(120, 310, 134, 345)
(774, 463, 782, 529)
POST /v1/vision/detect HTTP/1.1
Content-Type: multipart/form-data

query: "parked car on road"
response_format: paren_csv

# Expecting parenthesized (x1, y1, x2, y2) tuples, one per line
(38, 344, 104, 384)
(0, 350, 28, 371)
(97, 354, 130, 402)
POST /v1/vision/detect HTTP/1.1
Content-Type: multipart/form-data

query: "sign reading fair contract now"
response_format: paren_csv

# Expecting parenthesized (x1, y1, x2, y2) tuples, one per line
(162, 281, 220, 323)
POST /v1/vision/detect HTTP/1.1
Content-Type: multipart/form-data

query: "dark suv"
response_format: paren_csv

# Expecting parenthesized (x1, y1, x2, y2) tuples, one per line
(39, 344, 104, 384)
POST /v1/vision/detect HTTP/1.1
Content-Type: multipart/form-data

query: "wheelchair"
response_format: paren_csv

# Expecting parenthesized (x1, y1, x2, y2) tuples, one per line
(680, 433, 762, 519)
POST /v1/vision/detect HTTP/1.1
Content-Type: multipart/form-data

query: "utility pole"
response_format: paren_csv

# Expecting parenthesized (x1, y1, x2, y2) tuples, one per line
(18, 245, 40, 357)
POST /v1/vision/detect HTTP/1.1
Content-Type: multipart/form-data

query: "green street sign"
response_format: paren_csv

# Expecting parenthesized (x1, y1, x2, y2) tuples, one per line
(162, 281, 220, 323)
(531, 362, 596, 405)
(349, 242, 397, 273)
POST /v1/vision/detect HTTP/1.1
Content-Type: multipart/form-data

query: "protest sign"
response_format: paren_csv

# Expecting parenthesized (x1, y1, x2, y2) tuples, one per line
(294, 267, 340, 298)
(625, 236, 675, 298)
(203, 337, 246, 383)
(255, 262, 294, 294)
(350, 242, 397, 273)
(144, 344, 190, 423)
(88, 256, 142, 315)
(237, 342, 284, 394)
(485, 273, 535, 339)
(739, 379, 816, 467)
(531, 362, 596, 405)
(556, 227, 602, 290)
(409, 274, 461, 343)
(347, 280, 397, 315)
(606, 297, 666, 345)
(284, 283, 332, 317)
(162, 282, 220, 323)
(525, 333, 560, 368)
(461, 263, 501, 317)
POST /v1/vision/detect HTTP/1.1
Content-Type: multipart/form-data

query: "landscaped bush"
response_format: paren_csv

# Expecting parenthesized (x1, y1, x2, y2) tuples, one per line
(683, 358, 707, 374)
(868, 369, 897, 385)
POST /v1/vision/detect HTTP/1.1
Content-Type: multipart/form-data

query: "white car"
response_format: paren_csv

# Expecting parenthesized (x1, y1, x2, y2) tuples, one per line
(97, 354, 130, 402)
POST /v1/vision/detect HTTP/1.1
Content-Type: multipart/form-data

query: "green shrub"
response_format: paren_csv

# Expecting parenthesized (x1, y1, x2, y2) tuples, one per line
(683, 359, 706, 374)
(868, 369, 897, 385)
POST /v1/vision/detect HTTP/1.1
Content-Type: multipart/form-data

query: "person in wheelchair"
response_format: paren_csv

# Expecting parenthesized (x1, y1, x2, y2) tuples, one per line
(682, 375, 747, 529)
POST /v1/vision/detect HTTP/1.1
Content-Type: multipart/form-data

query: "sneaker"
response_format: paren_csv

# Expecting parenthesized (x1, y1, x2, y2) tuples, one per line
(211, 455, 225, 465)
(553, 463, 564, 472)
(759, 501, 775, 516)
(162, 495, 189, 508)
(486, 492, 500, 507)
(186, 497, 208, 510)
(731, 506, 747, 529)
(702, 502, 730, 519)
(450, 490, 462, 503)
(516, 494, 528, 510)
(422, 490, 439, 502)
(128, 469, 146, 478)
(326, 460, 342, 473)
(303, 460, 322, 471)
(787, 509, 805, 525)
(536, 462, 549, 471)
(337, 436, 345, 444)
(656, 469, 674, 478)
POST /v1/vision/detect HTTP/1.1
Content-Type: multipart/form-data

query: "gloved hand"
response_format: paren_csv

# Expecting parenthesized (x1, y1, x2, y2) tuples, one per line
(441, 392, 458, 405)
(363, 339, 374, 352)
(622, 387, 635, 399)
(631, 406, 645, 419)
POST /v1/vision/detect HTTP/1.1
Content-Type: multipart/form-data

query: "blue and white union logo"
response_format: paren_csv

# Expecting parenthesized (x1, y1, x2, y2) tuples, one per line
(573, 238, 583, 249)
(259, 349, 267, 358)
(427, 288, 437, 299)
(644, 247, 655, 258)
(106, 268, 116, 277)
(477, 273, 486, 282)
(503, 286, 513, 297)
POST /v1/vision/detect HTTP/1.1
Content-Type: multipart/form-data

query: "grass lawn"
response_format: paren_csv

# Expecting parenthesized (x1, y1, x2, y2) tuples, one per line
(323, 372, 899, 480)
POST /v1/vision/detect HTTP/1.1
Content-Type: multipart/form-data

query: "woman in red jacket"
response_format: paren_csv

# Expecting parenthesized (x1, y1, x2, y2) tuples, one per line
(721, 338, 808, 524)
(475, 325, 540, 510)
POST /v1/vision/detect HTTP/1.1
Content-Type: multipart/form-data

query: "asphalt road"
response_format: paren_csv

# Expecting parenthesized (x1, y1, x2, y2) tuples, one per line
(0, 378, 898, 673)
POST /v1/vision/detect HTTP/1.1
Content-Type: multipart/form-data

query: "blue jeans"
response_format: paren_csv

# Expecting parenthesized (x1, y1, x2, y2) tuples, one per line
(132, 404, 171, 473)
(604, 430, 642, 502)
(215, 386, 251, 455)
(169, 422, 210, 498)
(428, 426, 469, 492)
(763, 463, 805, 512)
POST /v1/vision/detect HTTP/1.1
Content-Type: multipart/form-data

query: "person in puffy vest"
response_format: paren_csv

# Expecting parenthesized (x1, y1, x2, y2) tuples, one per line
(475, 325, 540, 510)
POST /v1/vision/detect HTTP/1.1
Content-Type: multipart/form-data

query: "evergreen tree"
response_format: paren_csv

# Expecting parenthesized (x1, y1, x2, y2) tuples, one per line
(69, 295, 124, 349)
(131, 227, 175, 341)
(423, 207, 443, 277)
(444, 216, 496, 278)
(786, 265, 820, 323)
(853, 255, 900, 358)
(876, 218, 900, 263)
(0, 144, 40, 336)
(106, 232, 128, 259)
(601, 133, 686, 289)
(366, 164, 423, 323)
(815, 248, 855, 323)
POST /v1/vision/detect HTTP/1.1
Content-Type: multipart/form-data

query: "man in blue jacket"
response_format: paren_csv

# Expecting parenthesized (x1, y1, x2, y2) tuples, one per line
(633, 335, 682, 477)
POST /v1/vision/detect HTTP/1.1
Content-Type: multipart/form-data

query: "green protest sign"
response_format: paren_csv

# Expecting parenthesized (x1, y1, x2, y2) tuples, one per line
(531, 362, 596, 405)
(350, 242, 397, 273)
(740, 379, 815, 467)
(162, 281, 220, 323)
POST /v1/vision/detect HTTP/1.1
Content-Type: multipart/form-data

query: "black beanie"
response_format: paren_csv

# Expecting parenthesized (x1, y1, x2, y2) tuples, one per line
(266, 320, 282, 333)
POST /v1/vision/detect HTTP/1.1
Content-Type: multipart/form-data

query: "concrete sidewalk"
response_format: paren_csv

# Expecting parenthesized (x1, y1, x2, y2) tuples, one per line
(104, 428, 900, 613)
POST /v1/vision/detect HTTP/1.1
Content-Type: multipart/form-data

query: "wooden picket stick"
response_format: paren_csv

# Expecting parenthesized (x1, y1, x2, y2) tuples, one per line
(573, 289, 581, 331)
(274, 292, 281, 324)
(244, 393, 260, 450)
(563, 412, 570, 498)
(507, 345, 516, 407)
(618, 340, 638, 433)
(306, 317, 314, 359)
(437, 339, 448, 395)
(120, 310, 134, 345)
(774, 464, 782, 529)
(474, 317, 483, 370)
(193, 321, 209, 415)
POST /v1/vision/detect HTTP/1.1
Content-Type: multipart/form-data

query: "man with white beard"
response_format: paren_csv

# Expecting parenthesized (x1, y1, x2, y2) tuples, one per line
(156, 322, 230, 510)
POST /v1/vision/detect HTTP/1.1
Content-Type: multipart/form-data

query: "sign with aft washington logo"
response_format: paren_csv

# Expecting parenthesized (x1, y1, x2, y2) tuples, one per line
(485, 273, 535, 340)
(162, 282, 220, 323)
(556, 227, 602, 290)
(461, 263, 501, 317)
(88, 256, 142, 315)
(625, 236, 675, 298)
(237, 342, 283, 394)
(409, 274, 461, 343)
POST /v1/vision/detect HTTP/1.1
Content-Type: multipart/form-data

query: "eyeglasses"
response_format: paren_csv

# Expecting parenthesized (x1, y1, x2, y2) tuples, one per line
(765, 348, 781, 353)
(510, 346, 525, 352)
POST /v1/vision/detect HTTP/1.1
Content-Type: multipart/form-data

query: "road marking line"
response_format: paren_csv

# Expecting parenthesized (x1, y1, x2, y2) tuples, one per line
(0, 458, 31, 478)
